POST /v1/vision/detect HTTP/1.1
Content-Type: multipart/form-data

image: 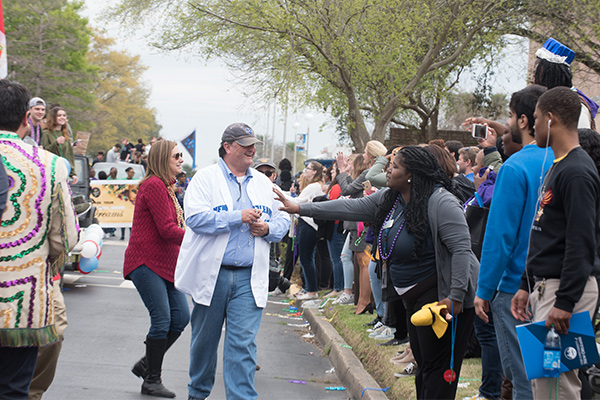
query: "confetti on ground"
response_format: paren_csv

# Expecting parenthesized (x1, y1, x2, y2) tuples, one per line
(325, 367, 335, 374)
(288, 322, 310, 327)
(339, 344, 352, 349)
(325, 386, 346, 391)
(319, 298, 332, 309)
(302, 333, 315, 338)
(288, 380, 306, 384)
(457, 382, 470, 388)
(267, 300, 291, 305)
(327, 311, 338, 322)
(264, 313, 303, 320)
(361, 387, 390, 397)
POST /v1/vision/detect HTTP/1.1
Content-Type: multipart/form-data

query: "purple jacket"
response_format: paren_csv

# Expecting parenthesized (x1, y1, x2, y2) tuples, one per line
(464, 168, 497, 208)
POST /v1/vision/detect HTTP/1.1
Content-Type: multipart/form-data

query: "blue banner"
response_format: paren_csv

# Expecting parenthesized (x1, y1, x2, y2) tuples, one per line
(181, 129, 196, 169)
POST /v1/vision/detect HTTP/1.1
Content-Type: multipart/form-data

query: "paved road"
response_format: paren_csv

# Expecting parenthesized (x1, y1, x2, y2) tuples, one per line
(44, 240, 348, 399)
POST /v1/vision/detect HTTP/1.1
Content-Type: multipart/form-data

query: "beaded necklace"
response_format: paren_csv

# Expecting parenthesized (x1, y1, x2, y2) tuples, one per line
(377, 194, 407, 260)
(167, 185, 186, 229)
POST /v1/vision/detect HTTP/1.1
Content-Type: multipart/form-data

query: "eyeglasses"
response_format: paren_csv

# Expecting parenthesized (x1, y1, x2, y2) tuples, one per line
(259, 170, 274, 178)
(172, 153, 183, 160)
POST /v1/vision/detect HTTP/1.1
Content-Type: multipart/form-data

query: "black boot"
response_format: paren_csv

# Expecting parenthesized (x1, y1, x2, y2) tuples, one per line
(141, 337, 176, 398)
(132, 331, 181, 379)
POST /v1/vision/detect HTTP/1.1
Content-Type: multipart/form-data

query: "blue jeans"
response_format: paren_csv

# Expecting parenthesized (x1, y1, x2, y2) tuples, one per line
(297, 219, 318, 292)
(474, 308, 502, 399)
(129, 265, 190, 338)
(188, 267, 263, 400)
(368, 260, 384, 317)
(327, 225, 347, 292)
(340, 234, 354, 290)
(491, 291, 533, 399)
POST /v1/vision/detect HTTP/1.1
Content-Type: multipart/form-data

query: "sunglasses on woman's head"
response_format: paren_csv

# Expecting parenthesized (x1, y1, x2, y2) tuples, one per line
(172, 153, 183, 160)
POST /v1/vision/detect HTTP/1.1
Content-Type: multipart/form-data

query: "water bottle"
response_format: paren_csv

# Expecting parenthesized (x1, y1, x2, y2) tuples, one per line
(543, 324, 561, 378)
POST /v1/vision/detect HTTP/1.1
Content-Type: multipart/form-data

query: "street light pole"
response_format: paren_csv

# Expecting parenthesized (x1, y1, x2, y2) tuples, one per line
(304, 112, 314, 158)
(292, 122, 301, 176)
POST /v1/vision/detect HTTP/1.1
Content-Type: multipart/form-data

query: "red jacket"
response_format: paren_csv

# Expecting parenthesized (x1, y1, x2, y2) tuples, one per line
(123, 176, 185, 282)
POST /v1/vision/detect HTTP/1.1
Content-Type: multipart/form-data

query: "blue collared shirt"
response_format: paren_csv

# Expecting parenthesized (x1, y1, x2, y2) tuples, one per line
(185, 159, 270, 267)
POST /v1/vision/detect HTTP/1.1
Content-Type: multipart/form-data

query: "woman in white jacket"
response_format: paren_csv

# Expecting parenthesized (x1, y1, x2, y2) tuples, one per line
(293, 161, 325, 300)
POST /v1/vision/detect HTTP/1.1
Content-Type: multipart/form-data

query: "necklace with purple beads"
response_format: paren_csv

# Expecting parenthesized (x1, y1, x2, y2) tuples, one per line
(378, 194, 407, 260)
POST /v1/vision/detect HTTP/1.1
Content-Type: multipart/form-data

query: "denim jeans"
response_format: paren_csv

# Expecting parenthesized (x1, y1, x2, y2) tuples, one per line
(129, 265, 190, 338)
(368, 260, 384, 317)
(0, 346, 37, 400)
(491, 291, 533, 400)
(297, 219, 318, 292)
(327, 225, 347, 292)
(188, 267, 263, 400)
(474, 308, 502, 400)
(340, 234, 354, 290)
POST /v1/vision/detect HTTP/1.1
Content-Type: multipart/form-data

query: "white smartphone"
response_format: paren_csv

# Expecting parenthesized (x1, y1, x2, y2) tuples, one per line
(472, 124, 488, 140)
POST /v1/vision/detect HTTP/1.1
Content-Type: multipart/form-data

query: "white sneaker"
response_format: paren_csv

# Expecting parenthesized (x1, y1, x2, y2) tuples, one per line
(368, 324, 388, 337)
(296, 292, 318, 300)
(269, 287, 284, 296)
(394, 361, 416, 377)
(373, 327, 396, 340)
(333, 293, 354, 305)
(366, 321, 384, 333)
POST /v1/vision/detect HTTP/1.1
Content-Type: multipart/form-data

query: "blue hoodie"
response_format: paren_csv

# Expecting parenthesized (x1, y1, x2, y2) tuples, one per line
(476, 144, 554, 300)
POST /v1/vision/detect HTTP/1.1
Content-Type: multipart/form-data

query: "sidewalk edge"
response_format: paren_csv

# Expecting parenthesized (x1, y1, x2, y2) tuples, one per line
(303, 306, 389, 400)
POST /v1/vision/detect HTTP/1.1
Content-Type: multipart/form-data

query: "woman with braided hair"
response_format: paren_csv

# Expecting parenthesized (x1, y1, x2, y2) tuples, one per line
(275, 146, 478, 399)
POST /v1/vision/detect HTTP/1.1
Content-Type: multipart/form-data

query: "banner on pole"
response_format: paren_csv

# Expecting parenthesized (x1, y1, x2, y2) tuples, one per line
(181, 129, 196, 169)
(296, 133, 307, 152)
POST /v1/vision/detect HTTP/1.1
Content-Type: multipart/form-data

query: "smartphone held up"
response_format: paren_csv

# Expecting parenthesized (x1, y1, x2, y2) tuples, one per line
(472, 124, 488, 140)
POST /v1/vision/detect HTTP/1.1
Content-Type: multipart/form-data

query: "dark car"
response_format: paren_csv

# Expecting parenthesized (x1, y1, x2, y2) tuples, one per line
(72, 154, 91, 200)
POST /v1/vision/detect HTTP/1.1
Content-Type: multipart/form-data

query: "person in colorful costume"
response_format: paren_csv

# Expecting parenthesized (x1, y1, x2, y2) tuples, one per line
(0, 80, 79, 400)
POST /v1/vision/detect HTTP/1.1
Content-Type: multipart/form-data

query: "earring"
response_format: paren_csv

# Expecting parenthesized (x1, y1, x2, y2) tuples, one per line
(407, 179, 411, 183)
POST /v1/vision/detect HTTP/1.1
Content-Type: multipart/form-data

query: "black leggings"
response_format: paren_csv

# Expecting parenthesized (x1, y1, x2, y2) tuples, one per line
(403, 286, 475, 400)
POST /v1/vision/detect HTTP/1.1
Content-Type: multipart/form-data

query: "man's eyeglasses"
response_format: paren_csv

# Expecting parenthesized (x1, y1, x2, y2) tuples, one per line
(259, 170, 274, 178)
(172, 153, 183, 160)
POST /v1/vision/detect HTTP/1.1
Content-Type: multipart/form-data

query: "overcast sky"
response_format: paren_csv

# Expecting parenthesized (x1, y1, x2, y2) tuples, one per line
(81, 2, 528, 169)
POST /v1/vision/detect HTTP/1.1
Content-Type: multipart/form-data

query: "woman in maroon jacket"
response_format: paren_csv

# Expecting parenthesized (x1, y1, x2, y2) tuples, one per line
(123, 139, 189, 398)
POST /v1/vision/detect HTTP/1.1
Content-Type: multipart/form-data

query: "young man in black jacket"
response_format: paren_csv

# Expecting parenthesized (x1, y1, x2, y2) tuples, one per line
(512, 86, 600, 399)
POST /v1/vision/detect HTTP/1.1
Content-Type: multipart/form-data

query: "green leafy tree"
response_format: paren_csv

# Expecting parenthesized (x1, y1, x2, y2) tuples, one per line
(86, 32, 162, 156)
(4, 0, 97, 130)
(111, 0, 514, 151)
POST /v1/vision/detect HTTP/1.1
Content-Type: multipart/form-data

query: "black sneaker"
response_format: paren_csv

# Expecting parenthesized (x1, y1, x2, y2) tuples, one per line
(363, 315, 382, 327)
(379, 336, 409, 346)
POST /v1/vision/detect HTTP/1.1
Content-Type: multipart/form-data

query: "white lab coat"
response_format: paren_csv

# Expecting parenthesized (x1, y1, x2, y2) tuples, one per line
(175, 163, 289, 308)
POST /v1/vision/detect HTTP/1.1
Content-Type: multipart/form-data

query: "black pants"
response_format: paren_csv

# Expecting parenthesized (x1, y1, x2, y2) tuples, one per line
(315, 239, 333, 290)
(403, 286, 475, 400)
(388, 299, 408, 339)
(282, 234, 299, 281)
(0, 346, 38, 400)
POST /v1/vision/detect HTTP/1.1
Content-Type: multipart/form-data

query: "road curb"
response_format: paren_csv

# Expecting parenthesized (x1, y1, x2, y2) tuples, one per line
(303, 306, 388, 400)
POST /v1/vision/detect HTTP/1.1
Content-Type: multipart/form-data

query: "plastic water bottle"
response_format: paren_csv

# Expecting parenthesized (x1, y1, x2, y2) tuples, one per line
(543, 324, 561, 378)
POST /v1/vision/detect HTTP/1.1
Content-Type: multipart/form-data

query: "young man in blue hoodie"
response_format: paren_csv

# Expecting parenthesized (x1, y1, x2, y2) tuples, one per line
(474, 84, 550, 400)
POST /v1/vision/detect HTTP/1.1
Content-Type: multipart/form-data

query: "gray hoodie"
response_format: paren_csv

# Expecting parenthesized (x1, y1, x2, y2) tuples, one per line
(298, 187, 479, 307)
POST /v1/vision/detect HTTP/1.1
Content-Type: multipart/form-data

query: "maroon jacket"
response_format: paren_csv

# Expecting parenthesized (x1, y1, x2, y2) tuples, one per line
(123, 176, 185, 282)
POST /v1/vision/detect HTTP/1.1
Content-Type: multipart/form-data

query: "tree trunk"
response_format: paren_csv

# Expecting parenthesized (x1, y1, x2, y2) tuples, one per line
(426, 110, 439, 142)
(345, 87, 370, 152)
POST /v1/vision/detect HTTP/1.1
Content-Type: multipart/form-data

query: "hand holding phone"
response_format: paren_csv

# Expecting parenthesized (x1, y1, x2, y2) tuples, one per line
(472, 124, 488, 140)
